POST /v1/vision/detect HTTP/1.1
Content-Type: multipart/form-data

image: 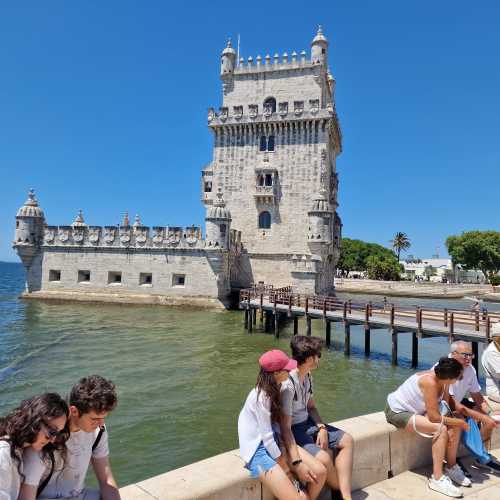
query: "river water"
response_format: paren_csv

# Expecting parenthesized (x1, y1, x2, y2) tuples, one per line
(1, 261, 499, 485)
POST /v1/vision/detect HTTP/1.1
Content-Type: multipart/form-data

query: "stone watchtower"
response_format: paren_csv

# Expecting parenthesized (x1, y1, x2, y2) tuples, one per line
(202, 27, 342, 294)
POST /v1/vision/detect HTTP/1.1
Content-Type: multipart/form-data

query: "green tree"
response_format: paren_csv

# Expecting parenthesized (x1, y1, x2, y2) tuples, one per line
(365, 255, 402, 281)
(423, 265, 437, 281)
(338, 238, 402, 280)
(446, 231, 500, 283)
(391, 232, 411, 261)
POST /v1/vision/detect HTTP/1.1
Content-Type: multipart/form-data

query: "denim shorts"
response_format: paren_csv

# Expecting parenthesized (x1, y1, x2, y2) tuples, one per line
(291, 417, 345, 457)
(245, 441, 277, 478)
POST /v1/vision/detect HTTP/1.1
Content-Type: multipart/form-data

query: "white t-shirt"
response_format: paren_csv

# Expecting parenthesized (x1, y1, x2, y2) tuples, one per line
(23, 427, 109, 499)
(0, 440, 21, 500)
(482, 341, 500, 397)
(449, 364, 482, 402)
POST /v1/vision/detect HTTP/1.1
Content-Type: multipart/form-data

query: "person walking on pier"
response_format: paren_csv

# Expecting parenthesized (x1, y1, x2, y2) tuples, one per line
(20, 375, 120, 500)
(447, 341, 500, 474)
(279, 336, 354, 500)
(385, 357, 470, 497)
(238, 349, 327, 500)
(0, 393, 69, 500)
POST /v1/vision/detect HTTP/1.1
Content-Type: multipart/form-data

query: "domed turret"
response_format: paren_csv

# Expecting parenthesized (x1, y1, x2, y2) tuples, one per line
(205, 188, 231, 248)
(13, 189, 46, 267)
(221, 38, 237, 76)
(311, 25, 328, 65)
(72, 209, 87, 227)
(307, 188, 333, 243)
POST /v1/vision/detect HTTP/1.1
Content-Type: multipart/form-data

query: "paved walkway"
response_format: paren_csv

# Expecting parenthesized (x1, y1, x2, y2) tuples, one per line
(353, 448, 500, 499)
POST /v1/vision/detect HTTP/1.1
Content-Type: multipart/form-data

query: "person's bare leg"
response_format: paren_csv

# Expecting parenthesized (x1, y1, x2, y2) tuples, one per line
(314, 448, 339, 492)
(260, 463, 308, 500)
(406, 416, 445, 479)
(446, 426, 462, 467)
(334, 433, 354, 500)
(298, 447, 327, 500)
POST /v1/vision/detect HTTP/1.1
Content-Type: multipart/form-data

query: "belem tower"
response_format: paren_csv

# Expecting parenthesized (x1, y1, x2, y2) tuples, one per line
(13, 27, 342, 308)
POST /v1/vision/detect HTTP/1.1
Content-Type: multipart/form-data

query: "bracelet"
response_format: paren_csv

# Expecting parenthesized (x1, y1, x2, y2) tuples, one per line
(291, 459, 303, 467)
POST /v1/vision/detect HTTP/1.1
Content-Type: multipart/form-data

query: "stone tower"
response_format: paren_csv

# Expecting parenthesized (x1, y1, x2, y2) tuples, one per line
(205, 188, 232, 249)
(203, 27, 342, 294)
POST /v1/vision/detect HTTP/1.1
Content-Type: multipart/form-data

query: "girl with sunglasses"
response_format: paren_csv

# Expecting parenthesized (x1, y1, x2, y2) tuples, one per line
(0, 393, 69, 499)
(238, 349, 326, 500)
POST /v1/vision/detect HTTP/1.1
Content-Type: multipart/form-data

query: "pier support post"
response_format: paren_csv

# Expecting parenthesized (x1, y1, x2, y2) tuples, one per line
(391, 330, 398, 366)
(411, 332, 418, 368)
(253, 308, 257, 328)
(306, 316, 312, 336)
(344, 323, 351, 356)
(274, 312, 280, 339)
(472, 341, 479, 372)
(364, 304, 370, 356)
(293, 316, 299, 336)
(326, 321, 331, 347)
(259, 294, 264, 327)
(248, 307, 253, 333)
(244, 309, 248, 330)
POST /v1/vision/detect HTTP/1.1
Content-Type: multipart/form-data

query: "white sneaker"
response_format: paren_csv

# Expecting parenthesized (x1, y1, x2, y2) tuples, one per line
(428, 474, 463, 498)
(446, 464, 472, 487)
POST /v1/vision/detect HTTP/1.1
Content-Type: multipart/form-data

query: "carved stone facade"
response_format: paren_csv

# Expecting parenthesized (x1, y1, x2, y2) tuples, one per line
(13, 28, 342, 306)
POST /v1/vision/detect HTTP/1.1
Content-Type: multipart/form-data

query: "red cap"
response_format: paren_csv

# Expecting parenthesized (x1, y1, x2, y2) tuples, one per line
(259, 350, 297, 373)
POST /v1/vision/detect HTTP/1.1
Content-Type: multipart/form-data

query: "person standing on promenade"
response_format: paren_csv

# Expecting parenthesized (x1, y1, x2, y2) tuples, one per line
(385, 357, 470, 497)
(0, 393, 69, 500)
(280, 336, 354, 500)
(20, 375, 120, 500)
(447, 341, 500, 473)
(238, 349, 327, 500)
(482, 323, 500, 413)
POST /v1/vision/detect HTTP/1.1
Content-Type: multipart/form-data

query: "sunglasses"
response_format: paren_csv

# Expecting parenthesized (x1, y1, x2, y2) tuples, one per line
(42, 422, 63, 440)
(456, 352, 474, 359)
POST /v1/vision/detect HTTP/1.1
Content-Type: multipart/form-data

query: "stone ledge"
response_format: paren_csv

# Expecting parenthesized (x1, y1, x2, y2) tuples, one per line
(120, 412, 500, 500)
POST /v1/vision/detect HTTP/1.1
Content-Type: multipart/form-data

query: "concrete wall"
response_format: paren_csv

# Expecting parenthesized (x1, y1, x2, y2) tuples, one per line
(120, 412, 500, 500)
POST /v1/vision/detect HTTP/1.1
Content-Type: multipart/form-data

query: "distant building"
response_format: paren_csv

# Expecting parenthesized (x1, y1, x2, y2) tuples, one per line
(13, 28, 343, 307)
(400, 258, 486, 283)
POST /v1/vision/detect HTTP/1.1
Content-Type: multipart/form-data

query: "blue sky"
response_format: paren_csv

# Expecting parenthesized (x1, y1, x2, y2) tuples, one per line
(1, 1, 499, 262)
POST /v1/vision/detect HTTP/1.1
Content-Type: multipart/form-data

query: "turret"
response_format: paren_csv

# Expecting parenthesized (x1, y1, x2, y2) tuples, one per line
(311, 25, 328, 65)
(205, 189, 231, 249)
(307, 188, 333, 245)
(13, 189, 46, 266)
(220, 38, 236, 76)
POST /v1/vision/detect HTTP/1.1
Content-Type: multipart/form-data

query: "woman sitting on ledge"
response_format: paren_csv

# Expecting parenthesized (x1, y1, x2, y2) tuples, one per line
(238, 350, 326, 500)
(385, 357, 470, 498)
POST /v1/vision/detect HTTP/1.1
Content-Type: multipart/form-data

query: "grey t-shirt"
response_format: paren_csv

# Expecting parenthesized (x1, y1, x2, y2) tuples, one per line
(281, 369, 313, 425)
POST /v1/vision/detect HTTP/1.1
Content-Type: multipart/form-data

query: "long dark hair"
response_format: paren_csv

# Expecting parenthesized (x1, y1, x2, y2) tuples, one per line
(0, 393, 70, 480)
(256, 368, 281, 423)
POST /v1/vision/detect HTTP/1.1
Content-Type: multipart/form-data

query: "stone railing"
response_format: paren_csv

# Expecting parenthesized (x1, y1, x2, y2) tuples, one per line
(42, 225, 205, 250)
(120, 411, 500, 499)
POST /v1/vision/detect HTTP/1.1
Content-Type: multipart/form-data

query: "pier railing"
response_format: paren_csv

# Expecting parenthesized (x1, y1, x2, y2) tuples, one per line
(239, 287, 500, 368)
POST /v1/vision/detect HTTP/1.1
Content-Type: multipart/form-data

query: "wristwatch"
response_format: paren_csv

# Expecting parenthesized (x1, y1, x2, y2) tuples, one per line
(317, 423, 326, 430)
(291, 459, 303, 467)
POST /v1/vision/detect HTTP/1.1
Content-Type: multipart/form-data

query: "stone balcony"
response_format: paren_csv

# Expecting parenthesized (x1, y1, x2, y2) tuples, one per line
(254, 185, 277, 205)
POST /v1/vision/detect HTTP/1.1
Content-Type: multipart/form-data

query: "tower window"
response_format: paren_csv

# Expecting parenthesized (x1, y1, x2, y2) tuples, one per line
(172, 274, 186, 287)
(108, 271, 122, 284)
(258, 211, 271, 229)
(140, 273, 153, 286)
(263, 97, 277, 113)
(220, 224, 227, 237)
(204, 181, 212, 193)
(265, 174, 273, 187)
(49, 270, 61, 282)
(78, 270, 91, 283)
(259, 135, 275, 152)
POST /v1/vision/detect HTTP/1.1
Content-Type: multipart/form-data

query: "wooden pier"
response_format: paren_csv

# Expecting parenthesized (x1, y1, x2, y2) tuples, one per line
(239, 285, 500, 370)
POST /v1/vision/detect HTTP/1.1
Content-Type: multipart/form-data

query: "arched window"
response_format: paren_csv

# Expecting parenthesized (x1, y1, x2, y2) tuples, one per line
(260, 136, 267, 152)
(263, 97, 277, 113)
(265, 174, 273, 187)
(258, 211, 271, 229)
(220, 224, 226, 237)
(258, 175, 265, 186)
(267, 135, 275, 151)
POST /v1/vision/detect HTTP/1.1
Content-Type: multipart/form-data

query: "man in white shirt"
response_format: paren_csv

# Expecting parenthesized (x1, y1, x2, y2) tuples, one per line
(20, 375, 120, 500)
(449, 341, 500, 474)
(482, 323, 500, 412)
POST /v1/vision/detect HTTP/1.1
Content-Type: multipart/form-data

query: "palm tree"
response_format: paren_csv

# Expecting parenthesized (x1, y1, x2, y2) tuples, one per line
(391, 232, 411, 261)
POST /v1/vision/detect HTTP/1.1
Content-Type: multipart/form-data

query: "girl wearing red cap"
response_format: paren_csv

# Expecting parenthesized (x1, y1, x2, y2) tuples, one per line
(238, 349, 326, 499)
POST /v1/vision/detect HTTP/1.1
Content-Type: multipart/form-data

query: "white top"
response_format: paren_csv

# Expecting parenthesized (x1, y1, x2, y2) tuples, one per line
(482, 341, 500, 397)
(23, 427, 109, 499)
(387, 373, 440, 415)
(0, 440, 21, 500)
(449, 364, 482, 402)
(238, 387, 281, 463)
